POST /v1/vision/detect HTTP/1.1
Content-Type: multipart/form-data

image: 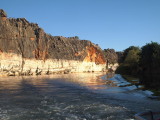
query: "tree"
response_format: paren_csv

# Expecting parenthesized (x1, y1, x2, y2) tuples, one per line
(124, 49, 140, 64)
(140, 42, 160, 88)
(121, 46, 140, 63)
(115, 46, 140, 76)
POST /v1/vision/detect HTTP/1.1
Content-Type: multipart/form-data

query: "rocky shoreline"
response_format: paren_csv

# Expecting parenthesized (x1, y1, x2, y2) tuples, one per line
(0, 68, 71, 77)
(0, 67, 106, 77)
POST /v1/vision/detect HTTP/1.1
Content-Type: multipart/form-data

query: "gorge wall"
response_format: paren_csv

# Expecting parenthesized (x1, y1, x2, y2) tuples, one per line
(0, 9, 106, 76)
(103, 49, 119, 72)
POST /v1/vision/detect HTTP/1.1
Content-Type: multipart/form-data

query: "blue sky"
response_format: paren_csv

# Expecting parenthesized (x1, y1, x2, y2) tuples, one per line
(1, 0, 160, 51)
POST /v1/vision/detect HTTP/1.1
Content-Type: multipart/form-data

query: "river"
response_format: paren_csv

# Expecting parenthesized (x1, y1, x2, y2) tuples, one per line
(0, 73, 160, 120)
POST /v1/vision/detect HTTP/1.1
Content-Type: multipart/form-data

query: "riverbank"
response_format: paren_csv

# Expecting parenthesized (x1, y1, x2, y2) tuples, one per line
(104, 74, 160, 100)
(122, 75, 160, 97)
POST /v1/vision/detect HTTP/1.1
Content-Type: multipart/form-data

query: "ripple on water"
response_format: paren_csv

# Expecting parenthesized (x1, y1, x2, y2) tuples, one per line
(0, 73, 159, 120)
(0, 94, 133, 120)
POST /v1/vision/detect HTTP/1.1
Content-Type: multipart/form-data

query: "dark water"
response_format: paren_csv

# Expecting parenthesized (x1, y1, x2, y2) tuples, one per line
(0, 73, 160, 120)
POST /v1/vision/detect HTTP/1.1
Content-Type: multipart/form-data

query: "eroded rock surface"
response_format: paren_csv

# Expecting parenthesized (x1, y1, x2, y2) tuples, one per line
(0, 9, 106, 76)
(103, 49, 119, 71)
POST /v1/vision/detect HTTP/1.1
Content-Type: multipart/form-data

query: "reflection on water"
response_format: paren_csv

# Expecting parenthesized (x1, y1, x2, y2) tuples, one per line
(0, 73, 160, 120)
(0, 73, 107, 91)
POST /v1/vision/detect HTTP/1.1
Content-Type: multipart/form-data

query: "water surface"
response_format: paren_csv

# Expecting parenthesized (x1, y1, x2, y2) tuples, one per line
(0, 73, 160, 120)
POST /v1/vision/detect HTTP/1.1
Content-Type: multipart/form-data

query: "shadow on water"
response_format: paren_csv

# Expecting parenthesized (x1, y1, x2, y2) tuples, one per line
(0, 73, 159, 120)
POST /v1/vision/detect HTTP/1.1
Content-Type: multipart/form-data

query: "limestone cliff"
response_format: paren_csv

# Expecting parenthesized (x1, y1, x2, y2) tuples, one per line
(0, 9, 106, 76)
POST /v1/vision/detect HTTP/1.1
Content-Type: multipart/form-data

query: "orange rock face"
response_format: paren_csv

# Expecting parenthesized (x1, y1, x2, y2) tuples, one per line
(75, 45, 106, 65)
(30, 37, 35, 41)
(84, 46, 106, 64)
(1, 17, 7, 21)
(0, 49, 2, 53)
(33, 48, 48, 61)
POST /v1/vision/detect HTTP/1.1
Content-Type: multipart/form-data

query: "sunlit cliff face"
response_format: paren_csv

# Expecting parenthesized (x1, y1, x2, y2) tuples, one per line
(0, 9, 106, 74)
(83, 46, 106, 64)
(75, 45, 106, 65)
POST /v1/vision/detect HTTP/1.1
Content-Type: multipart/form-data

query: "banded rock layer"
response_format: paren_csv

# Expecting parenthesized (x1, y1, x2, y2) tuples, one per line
(0, 9, 106, 76)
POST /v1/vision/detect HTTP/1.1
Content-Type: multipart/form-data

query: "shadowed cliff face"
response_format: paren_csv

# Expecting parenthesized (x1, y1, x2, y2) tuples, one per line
(0, 9, 106, 75)
(103, 49, 118, 64)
